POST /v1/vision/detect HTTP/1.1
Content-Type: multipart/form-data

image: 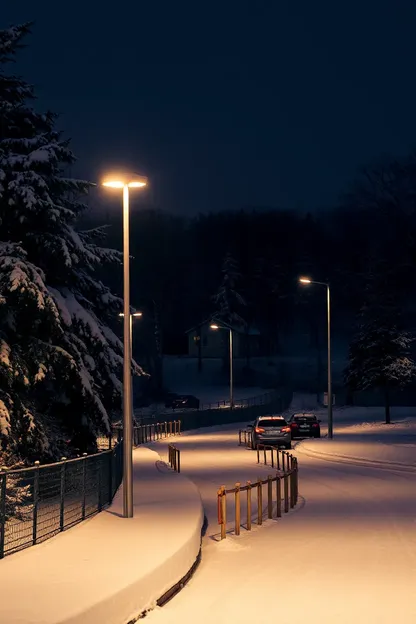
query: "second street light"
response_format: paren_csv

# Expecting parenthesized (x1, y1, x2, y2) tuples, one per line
(103, 172, 147, 518)
(299, 277, 333, 439)
(210, 323, 234, 409)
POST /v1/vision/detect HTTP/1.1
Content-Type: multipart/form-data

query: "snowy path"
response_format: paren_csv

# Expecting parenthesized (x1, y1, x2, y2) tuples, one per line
(149, 421, 416, 624)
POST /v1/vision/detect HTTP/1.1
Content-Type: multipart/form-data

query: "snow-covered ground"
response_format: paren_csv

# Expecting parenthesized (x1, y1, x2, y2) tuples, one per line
(145, 397, 416, 624)
(0, 447, 204, 624)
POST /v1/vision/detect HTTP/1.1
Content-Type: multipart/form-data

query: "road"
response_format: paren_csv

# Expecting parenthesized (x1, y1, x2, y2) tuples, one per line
(147, 421, 416, 624)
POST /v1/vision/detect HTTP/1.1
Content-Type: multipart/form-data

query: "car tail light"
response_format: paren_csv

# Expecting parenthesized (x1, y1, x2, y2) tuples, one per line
(291, 423, 298, 428)
(281, 427, 291, 433)
(312, 423, 319, 428)
(255, 427, 265, 433)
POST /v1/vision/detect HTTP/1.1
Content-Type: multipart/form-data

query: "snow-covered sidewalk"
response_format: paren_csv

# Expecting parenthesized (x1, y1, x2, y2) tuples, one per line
(0, 447, 204, 624)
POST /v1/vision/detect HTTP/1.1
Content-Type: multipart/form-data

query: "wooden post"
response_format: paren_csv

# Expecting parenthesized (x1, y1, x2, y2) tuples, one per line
(247, 481, 252, 531)
(276, 449, 280, 471)
(267, 475, 273, 519)
(256, 445, 260, 463)
(284, 474, 289, 513)
(164, 421, 168, 438)
(271, 448, 274, 468)
(257, 478, 262, 525)
(276, 475, 281, 518)
(263, 446, 266, 465)
(220, 486, 226, 540)
(235, 483, 241, 535)
(169, 421, 172, 436)
(177, 449, 181, 473)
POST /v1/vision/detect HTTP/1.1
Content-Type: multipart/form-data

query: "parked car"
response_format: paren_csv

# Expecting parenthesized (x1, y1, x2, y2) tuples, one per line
(248, 415, 292, 449)
(289, 413, 321, 439)
(171, 395, 200, 410)
(165, 393, 180, 408)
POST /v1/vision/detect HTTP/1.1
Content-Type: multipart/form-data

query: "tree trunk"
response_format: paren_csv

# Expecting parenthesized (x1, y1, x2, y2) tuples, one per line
(384, 385, 391, 424)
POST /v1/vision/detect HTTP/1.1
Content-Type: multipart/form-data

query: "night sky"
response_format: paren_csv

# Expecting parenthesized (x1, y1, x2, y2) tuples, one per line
(3, 1, 416, 215)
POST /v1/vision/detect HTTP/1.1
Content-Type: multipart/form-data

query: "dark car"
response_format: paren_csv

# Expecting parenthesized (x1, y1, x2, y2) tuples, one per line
(165, 393, 180, 408)
(289, 413, 321, 439)
(171, 395, 200, 410)
(249, 415, 292, 449)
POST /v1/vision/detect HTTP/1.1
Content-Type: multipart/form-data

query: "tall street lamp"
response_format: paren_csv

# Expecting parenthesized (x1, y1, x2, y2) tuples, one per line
(119, 312, 143, 424)
(103, 173, 147, 518)
(299, 277, 333, 439)
(210, 323, 234, 409)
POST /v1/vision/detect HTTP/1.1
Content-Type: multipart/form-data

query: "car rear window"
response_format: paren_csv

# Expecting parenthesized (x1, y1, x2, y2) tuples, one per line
(293, 415, 317, 422)
(257, 419, 287, 427)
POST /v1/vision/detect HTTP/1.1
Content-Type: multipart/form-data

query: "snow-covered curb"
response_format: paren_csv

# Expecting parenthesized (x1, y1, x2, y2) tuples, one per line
(0, 447, 204, 624)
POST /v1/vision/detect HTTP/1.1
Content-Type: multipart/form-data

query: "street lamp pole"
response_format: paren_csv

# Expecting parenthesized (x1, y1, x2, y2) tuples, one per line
(326, 283, 332, 439)
(119, 311, 143, 439)
(210, 324, 234, 409)
(103, 173, 147, 518)
(299, 278, 333, 439)
(229, 328, 234, 409)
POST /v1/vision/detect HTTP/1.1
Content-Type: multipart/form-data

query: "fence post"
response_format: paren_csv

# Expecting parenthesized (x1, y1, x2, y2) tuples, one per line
(0, 468, 7, 559)
(267, 475, 273, 519)
(238, 430, 241, 446)
(220, 486, 226, 540)
(247, 481, 252, 531)
(256, 445, 260, 463)
(276, 449, 280, 471)
(294, 458, 298, 505)
(284, 474, 289, 513)
(235, 483, 241, 536)
(271, 448, 274, 468)
(276, 475, 281, 518)
(177, 448, 181, 473)
(179, 420, 182, 435)
(98, 455, 103, 511)
(263, 446, 267, 465)
(164, 421, 168, 438)
(33, 461, 40, 545)
(108, 450, 113, 504)
(257, 478, 262, 525)
(82, 453, 87, 519)
(60, 457, 67, 531)
(169, 421, 172, 436)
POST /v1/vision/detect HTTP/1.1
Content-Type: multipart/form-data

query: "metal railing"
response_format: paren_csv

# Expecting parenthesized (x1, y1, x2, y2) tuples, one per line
(111, 420, 181, 446)
(217, 449, 299, 540)
(0, 443, 123, 559)
(168, 445, 181, 472)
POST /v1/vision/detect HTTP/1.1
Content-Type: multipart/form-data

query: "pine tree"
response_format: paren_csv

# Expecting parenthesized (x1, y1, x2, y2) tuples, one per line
(0, 24, 144, 463)
(212, 252, 246, 326)
(344, 270, 416, 424)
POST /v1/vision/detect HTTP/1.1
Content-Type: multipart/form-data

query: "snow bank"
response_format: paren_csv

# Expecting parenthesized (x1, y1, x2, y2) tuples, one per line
(0, 447, 204, 624)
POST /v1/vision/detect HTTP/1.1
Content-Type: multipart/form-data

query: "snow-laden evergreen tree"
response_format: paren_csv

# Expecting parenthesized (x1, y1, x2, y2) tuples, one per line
(212, 252, 246, 326)
(0, 23, 144, 463)
(344, 266, 416, 424)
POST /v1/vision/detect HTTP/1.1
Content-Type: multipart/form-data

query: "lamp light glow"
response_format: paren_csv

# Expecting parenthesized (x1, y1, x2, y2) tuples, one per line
(299, 277, 312, 284)
(102, 173, 148, 189)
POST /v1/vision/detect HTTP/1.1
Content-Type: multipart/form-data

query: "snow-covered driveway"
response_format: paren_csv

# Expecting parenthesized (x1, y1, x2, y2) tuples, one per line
(148, 417, 416, 624)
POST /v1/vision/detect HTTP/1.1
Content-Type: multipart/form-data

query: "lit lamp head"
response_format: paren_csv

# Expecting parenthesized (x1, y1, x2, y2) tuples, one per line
(119, 312, 143, 318)
(210, 324, 220, 330)
(299, 277, 312, 285)
(102, 172, 148, 189)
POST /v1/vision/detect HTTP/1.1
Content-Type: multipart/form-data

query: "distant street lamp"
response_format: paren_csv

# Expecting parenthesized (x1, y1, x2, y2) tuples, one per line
(210, 323, 234, 409)
(299, 277, 333, 439)
(103, 173, 147, 518)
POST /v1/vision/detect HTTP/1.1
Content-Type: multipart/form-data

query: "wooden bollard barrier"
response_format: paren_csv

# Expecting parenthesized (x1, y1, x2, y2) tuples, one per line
(284, 474, 289, 513)
(267, 475, 273, 519)
(247, 481, 252, 531)
(257, 478, 262, 525)
(235, 483, 241, 536)
(220, 486, 226, 540)
(276, 475, 281, 518)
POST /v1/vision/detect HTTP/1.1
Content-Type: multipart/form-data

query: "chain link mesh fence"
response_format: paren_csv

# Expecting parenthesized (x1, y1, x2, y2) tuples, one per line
(0, 443, 123, 559)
